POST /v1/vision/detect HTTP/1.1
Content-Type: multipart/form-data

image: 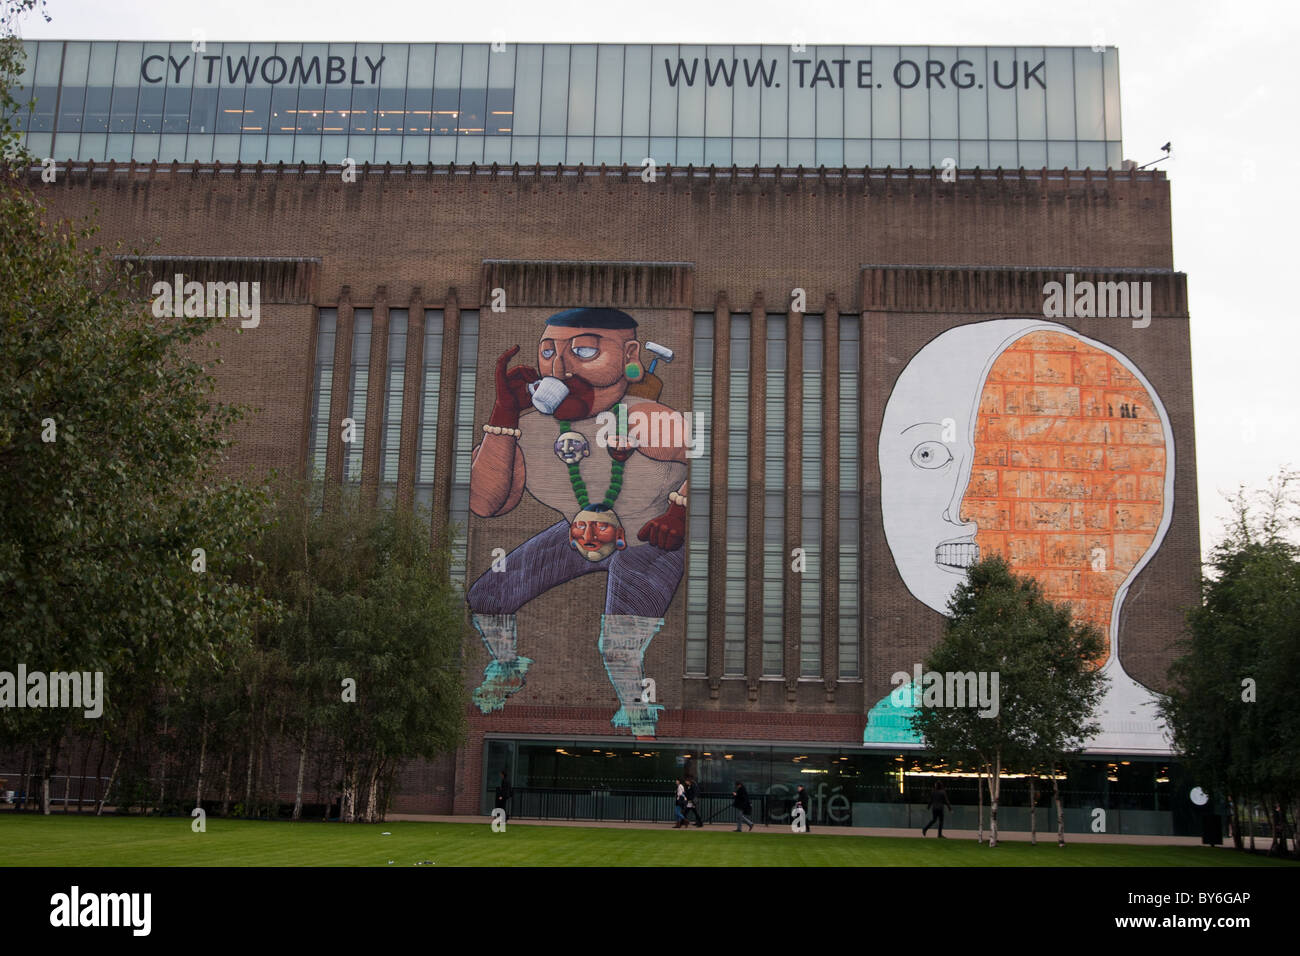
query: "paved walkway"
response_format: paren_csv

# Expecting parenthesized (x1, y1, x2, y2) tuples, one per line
(383, 813, 1206, 845)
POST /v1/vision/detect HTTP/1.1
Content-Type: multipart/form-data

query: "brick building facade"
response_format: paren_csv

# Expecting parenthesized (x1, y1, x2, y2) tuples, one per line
(28, 159, 1197, 828)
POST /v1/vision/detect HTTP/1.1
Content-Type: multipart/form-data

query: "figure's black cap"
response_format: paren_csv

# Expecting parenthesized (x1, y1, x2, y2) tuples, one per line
(546, 307, 638, 330)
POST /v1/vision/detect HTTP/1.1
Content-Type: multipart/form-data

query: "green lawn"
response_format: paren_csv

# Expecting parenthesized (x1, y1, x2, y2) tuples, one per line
(1, 815, 1295, 866)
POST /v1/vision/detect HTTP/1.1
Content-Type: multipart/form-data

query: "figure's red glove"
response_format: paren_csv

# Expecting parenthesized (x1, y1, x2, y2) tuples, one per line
(490, 345, 538, 428)
(637, 500, 686, 551)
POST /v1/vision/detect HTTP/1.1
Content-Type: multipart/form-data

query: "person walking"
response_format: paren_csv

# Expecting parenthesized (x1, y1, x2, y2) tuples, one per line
(921, 781, 952, 837)
(683, 776, 704, 827)
(672, 778, 687, 828)
(794, 784, 812, 832)
(732, 781, 754, 831)
(494, 770, 513, 821)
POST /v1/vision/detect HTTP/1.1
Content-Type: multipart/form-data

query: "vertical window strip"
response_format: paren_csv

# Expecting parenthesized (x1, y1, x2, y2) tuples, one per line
(800, 315, 823, 678)
(344, 309, 373, 484)
(685, 313, 713, 675)
(415, 310, 445, 519)
(838, 316, 860, 678)
(762, 316, 786, 676)
(724, 314, 750, 676)
(308, 308, 337, 485)
(378, 309, 408, 505)
(449, 311, 479, 588)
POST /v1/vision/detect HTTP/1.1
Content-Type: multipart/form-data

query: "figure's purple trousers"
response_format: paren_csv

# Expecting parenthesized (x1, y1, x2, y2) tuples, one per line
(468, 519, 684, 617)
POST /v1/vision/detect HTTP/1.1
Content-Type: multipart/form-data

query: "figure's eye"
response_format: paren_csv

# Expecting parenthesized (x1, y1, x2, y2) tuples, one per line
(572, 345, 599, 359)
(541, 347, 556, 359)
(911, 441, 953, 469)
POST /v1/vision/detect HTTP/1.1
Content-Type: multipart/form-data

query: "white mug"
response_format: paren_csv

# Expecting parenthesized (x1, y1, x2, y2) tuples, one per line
(528, 376, 570, 415)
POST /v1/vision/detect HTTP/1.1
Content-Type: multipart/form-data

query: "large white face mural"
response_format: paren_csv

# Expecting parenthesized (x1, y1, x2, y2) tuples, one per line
(869, 319, 1177, 754)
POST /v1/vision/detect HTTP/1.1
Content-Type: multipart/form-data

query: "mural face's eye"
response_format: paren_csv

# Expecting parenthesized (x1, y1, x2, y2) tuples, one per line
(541, 347, 556, 359)
(911, 441, 953, 469)
(572, 345, 599, 359)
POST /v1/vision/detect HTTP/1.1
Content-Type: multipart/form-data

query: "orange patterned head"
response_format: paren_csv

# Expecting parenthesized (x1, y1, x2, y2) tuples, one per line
(880, 320, 1173, 665)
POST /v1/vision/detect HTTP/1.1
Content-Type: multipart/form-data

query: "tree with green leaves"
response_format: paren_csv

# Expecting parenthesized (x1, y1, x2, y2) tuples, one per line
(252, 484, 470, 823)
(1161, 470, 1300, 856)
(911, 554, 1107, 847)
(0, 0, 271, 813)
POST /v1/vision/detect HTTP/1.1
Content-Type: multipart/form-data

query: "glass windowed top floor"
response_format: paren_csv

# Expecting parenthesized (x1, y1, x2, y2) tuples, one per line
(10, 42, 1123, 169)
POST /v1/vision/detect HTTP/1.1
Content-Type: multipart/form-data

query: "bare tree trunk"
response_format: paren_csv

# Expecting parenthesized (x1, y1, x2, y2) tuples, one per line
(1053, 773, 1066, 846)
(1248, 796, 1257, 852)
(89, 735, 107, 815)
(18, 746, 31, 812)
(376, 759, 390, 824)
(96, 750, 121, 816)
(365, 765, 379, 823)
(40, 738, 53, 816)
(77, 736, 92, 813)
(157, 714, 167, 814)
(977, 766, 984, 844)
(243, 744, 255, 816)
(61, 745, 73, 812)
(270, 708, 286, 819)
(195, 719, 207, 809)
(220, 750, 233, 817)
(292, 729, 308, 821)
(987, 754, 1001, 848)
(341, 757, 357, 824)
(1029, 776, 1037, 845)
(253, 734, 265, 818)
(243, 677, 258, 816)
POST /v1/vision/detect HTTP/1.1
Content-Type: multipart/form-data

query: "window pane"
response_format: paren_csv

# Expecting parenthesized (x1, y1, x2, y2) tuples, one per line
(594, 45, 624, 137)
(567, 44, 597, 136)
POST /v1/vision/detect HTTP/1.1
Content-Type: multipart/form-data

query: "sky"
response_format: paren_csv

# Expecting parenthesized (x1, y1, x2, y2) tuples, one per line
(13, 0, 1299, 557)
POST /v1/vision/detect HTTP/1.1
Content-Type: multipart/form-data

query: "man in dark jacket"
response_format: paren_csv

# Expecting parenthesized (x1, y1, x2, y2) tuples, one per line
(683, 776, 704, 827)
(494, 770, 513, 821)
(732, 781, 754, 831)
(794, 784, 812, 832)
(921, 781, 952, 837)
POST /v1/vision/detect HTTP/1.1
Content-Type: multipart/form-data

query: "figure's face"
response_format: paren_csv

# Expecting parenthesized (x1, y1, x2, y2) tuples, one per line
(569, 510, 626, 562)
(538, 325, 639, 418)
(554, 431, 590, 464)
(879, 323, 1029, 613)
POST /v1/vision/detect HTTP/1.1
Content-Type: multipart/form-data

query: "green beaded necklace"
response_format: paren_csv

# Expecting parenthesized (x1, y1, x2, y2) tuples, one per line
(559, 403, 626, 510)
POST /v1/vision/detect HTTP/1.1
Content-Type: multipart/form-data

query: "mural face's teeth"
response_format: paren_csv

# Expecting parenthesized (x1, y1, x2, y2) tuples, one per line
(935, 541, 980, 568)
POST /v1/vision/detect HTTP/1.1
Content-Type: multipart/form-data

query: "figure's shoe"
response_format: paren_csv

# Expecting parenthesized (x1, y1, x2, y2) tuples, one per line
(610, 702, 664, 736)
(472, 657, 534, 713)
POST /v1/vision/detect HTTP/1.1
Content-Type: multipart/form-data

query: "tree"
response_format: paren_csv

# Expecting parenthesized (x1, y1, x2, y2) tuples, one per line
(1161, 470, 1300, 856)
(0, 1, 270, 812)
(253, 484, 471, 823)
(911, 555, 1107, 847)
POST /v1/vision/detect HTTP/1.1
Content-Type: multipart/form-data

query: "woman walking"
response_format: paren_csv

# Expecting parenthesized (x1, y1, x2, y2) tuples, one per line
(672, 778, 687, 828)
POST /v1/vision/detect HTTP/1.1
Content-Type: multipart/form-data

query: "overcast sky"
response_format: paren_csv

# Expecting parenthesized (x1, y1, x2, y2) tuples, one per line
(14, 0, 1299, 558)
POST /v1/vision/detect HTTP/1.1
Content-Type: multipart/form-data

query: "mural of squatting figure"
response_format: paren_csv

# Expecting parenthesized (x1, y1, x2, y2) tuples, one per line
(468, 307, 690, 737)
